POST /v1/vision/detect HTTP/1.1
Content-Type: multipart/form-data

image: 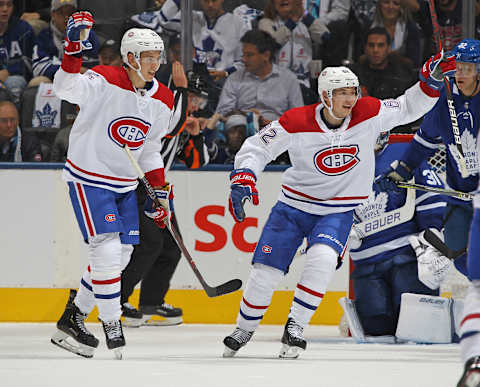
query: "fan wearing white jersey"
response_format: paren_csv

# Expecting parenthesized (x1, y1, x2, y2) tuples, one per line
(222, 52, 456, 359)
(50, 12, 174, 360)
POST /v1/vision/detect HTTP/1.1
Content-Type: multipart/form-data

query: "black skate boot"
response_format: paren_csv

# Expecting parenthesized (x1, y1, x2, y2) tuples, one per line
(223, 327, 253, 357)
(121, 303, 149, 328)
(140, 303, 183, 326)
(51, 289, 99, 358)
(101, 319, 125, 360)
(279, 318, 307, 359)
(457, 356, 480, 387)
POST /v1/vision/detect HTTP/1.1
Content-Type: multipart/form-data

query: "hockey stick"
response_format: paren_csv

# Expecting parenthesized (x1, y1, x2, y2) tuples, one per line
(353, 186, 416, 237)
(396, 181, 474, 201)
(423, 228, 466, 260)
(123, 145, 242, 297)
(427, 0, 469, 178)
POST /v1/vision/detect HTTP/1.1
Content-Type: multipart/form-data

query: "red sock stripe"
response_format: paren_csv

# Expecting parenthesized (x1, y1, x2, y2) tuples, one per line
(461, 313, 480, 327)
(91, 276, 121, 285)
(242, 297, 268, 309)
(297, 283, 324, 298)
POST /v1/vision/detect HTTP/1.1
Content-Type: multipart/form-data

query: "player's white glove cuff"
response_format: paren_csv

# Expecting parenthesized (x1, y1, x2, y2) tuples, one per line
(347, 225, 364, 250)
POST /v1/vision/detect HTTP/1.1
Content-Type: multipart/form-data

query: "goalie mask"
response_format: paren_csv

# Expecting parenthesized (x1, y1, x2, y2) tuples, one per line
(186, 71, 209, 110)
(317, 66, 360, 120)
(121, 28, 166, 82)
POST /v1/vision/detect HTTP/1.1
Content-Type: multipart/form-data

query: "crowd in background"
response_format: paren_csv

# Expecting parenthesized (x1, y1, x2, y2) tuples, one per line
(0, 0, 478, 164)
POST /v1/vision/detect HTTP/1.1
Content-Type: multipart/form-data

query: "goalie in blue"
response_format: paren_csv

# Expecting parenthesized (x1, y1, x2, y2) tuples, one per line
(342, 133, 450, 341)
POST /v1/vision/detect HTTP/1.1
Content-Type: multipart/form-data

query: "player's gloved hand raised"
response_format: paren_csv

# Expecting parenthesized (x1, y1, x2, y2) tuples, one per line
(375, 160, 413, 192)
(409, 229, 452, 290)
(419, 50, 456, 91)
(144, 183, 174, 229)
(64, 11, 94, 56)
(228, 168, 259, 223)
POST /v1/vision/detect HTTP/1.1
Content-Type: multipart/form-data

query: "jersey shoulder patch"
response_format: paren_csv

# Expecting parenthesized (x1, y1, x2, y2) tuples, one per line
(347, 97, 381, 129)
(279, 103, 323, 133)
(91, 65, 134, 92)
(152, 81, 174, 110)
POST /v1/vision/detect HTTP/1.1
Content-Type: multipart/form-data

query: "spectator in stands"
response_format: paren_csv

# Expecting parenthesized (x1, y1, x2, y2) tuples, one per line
(350, 27, 415, 100)
(98, 38, 121, 66)
(159, 0, 249, 82)
(0, 100, 42, 161)
(370, 0, 421, 68)
(0, 0, 35, 102)
(215, 29, 303, 124)
(17, 0, 50, 35)
(414, 0, 480, 58)
(210, 110, 248, 164)
(258, 0, 329, 88)
(31, 0, 99, 82)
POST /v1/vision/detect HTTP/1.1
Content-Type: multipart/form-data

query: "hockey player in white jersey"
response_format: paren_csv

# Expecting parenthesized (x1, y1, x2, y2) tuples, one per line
(222, 52, 456, 358)
(50, 12, 174, 359)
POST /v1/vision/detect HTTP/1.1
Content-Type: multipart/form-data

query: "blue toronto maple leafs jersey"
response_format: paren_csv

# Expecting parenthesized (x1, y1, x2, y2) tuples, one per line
(0, 18, 34, 78)
(350, 142, 447, 265)
(402, 79, 480, 200)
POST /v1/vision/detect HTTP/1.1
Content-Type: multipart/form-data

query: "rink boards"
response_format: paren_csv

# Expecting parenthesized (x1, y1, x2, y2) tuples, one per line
(0, 165, 349, 324)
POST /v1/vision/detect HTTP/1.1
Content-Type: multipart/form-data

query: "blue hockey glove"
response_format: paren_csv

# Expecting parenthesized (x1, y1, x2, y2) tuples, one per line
(64, 11, 94, 56)
(419, 50, 456, 90)
(375, 160, 413, 192)
(144, 183, 174, 229)
(228, 168, 259, 223)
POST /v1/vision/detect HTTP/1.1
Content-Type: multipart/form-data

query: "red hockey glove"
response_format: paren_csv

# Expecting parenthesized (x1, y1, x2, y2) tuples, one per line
(419, 50, 456, 91)
(228, 168, 259, 223)
(64, 11, 94, 56)
(144, 183, 174, 229)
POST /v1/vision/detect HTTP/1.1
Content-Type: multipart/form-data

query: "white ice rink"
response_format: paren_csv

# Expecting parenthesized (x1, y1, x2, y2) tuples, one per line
(0, 323, 462, 387)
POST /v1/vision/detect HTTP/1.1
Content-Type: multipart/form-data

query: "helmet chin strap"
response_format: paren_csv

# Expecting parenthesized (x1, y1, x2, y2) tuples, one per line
(126, 56, 147, 84)
(321, 92, 359, 121)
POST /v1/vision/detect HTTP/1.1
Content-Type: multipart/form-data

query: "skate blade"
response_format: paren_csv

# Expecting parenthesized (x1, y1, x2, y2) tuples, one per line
(279, 343, 303, 359)
(222, 346, 237, 358)
(113, 348, 123, 360)
(122, 316, 150, 328)
(51, 330, 95, 358)
(144, 315, 183, 326)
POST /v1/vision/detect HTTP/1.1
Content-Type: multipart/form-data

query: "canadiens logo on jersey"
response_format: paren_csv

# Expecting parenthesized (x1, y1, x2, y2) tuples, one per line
(314, 145, 360, 176)
(108, 116, 151, 150)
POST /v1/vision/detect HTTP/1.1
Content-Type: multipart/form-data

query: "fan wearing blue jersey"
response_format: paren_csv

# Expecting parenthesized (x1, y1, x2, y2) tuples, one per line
(50, 13, 173, 360)
(344, 133, 452, 342)
(222, 50, 455, 359)
(377, 39, 480, 279)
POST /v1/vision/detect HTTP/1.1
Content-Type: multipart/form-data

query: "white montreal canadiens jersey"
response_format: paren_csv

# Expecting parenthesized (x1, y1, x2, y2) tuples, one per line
(53, 65, 173, 193)
(234, 82, 438, 215)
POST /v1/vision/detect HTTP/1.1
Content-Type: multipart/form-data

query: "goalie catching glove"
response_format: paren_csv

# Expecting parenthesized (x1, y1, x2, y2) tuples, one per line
(228, 168, 259, 223)
(64, 11, 94, 56)
(409, 228, 452, 290)
(144, 183, 174, 229)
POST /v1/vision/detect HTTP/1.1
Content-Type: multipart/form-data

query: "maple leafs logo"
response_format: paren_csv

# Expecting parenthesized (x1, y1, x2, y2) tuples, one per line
(34, 103, 58, 128)
(448, 128, 478, 176)
(354, 191, 388, 222)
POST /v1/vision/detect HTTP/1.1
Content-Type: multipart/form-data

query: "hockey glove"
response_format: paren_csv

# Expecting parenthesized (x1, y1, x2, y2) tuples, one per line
(347, 224, 363, 250)
(409, 229, 452, 290)
(64, 11, 94, 56)
(144, 183, 174, 229)
(228, 168, 259, 223)
(419, 50, 456, 91)
(375, 160, 413, 192)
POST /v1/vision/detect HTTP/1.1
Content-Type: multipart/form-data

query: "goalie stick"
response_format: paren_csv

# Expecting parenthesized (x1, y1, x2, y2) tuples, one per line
(396, 181, 474, 201)
(353, 185, 416, 238)
(427, 0, 469, 178)
(123, 145, 242, 297)
(423, 228, 466, 260)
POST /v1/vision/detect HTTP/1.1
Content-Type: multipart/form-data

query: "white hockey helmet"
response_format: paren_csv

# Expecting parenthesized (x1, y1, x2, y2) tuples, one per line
(120, 28, 166, 65)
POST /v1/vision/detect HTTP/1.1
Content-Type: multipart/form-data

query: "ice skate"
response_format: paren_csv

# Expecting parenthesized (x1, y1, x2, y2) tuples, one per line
(457, 356, 480, 387)
(140, 303, 183, 326)
(50, 289, 99, 358)
(101, 319, 125, 360)
(279, 318, 306, 359)
(121, 303, 149, 327)
(223, 327, 253, 357)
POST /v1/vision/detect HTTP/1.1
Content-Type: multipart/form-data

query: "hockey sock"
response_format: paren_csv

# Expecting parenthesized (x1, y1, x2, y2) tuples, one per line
(88, 233, 122, 321)
(460, 281, 480, 362)
(74, 266, 96, 314)
(237, 263, 284, 332)
(289, 243, 337, 327)
(120, 244, 133, 271)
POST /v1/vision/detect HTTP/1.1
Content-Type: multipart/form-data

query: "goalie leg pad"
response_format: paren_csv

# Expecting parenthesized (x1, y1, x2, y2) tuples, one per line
(395, 293, 454, 343)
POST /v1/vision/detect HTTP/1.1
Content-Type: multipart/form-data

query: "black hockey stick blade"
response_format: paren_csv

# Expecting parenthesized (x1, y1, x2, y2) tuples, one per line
(423, 228, 466, 260)
(208, 278, 243, 297)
